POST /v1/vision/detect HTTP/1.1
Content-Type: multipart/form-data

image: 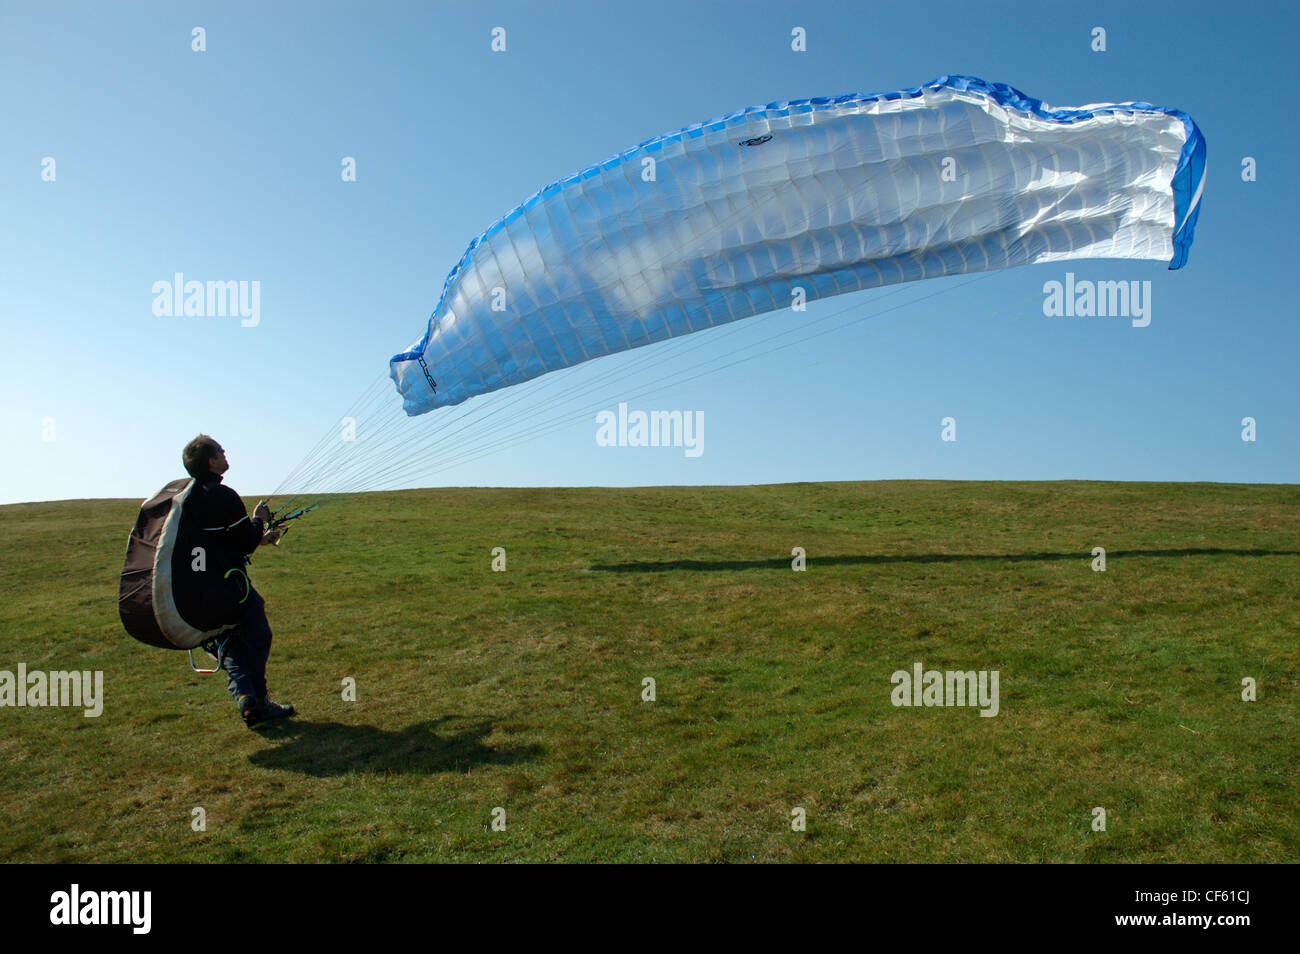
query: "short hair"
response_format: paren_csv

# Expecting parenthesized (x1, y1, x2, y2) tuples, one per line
(183, 435, 222, 478)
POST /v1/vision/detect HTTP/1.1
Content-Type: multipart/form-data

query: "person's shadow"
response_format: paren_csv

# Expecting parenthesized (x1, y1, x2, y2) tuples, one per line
(246, 715, 542, 777)
(590, 547, 1300, 573)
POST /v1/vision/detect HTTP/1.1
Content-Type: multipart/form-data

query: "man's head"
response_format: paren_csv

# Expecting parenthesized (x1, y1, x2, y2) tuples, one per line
(183, 435, 229, 478)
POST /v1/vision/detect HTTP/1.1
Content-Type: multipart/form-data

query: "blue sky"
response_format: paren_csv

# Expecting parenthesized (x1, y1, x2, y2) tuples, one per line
(1, 0, 1296, 504)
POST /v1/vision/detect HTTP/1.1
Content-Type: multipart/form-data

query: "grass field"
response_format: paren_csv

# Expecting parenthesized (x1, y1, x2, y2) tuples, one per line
(1, 480, 1297, 863)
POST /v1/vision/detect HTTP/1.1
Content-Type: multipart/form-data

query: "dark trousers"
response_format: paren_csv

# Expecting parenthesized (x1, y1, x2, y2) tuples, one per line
(213, 587, 273, 703)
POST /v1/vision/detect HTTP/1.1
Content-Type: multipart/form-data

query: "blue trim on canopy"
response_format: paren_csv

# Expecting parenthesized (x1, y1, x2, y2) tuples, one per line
(931, 76, 1206, 270)
(392, 74, 1206, 365)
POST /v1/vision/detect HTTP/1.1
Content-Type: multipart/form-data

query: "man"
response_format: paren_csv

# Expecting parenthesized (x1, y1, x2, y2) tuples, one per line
(181, 434, 295, 728)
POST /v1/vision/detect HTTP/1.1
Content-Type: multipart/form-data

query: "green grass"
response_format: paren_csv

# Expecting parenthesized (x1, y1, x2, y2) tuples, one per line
(1, 480, 1297, 862)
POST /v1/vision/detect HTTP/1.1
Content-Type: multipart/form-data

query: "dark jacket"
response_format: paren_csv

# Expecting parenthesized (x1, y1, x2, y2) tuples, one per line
(171, 472, 264, 630)
(188, 472, 264, 559)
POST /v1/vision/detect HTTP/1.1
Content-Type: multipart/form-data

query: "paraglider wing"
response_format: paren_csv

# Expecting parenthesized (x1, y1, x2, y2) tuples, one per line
(390, 74, 1206, 415)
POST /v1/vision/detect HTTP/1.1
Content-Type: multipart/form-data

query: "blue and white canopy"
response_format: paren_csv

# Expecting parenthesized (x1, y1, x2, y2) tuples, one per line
(391, 74, 1206, 415)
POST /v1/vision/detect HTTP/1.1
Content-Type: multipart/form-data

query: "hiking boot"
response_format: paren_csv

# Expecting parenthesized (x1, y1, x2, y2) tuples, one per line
(259, 697, 295, 722)
(237, 694, 261, 726)
(238, 693, 295, 728)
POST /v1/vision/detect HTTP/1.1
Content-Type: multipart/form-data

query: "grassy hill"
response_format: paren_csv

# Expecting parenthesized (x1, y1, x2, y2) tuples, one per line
(1, 480, 1297, 862)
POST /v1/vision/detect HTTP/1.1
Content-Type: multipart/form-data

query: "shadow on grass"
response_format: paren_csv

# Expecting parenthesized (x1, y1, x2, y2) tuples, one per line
(590, 548, 1300, 573)
(246, 715, 542, 777)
